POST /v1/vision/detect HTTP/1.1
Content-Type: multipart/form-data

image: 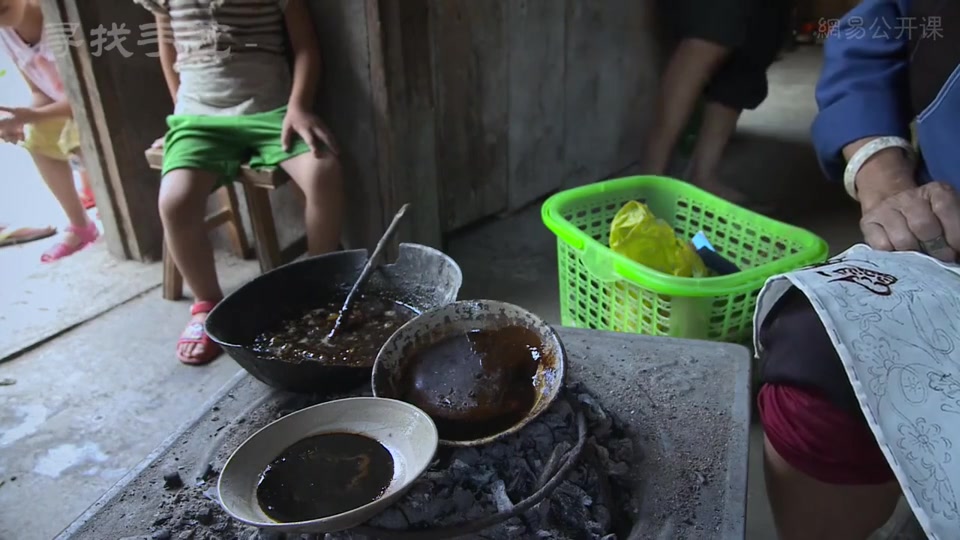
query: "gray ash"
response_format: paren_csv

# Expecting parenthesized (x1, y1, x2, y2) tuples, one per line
(146, 384, 640, 540)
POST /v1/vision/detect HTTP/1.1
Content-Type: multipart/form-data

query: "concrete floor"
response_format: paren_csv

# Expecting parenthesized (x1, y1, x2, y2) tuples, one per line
(0, 47, 919, 539)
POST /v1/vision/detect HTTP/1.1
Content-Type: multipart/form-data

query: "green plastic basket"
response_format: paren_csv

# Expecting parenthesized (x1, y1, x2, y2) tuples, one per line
(541, 176, 829, 342)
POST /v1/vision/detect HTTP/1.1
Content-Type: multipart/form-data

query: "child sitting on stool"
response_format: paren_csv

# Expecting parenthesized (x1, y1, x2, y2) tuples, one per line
(136, 0, 345, 365)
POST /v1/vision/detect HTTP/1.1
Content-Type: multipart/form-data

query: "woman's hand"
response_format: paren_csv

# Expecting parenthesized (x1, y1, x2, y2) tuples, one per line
(281, 106, 341, 158)
(842, 139, 960, 262)
(860, 182, 960, 262)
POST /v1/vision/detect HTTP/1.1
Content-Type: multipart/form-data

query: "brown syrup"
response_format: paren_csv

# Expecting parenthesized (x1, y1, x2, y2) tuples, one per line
(256, 432, 394, 523)
(401, 326, 542, 441)
(252, 295, 417, 366)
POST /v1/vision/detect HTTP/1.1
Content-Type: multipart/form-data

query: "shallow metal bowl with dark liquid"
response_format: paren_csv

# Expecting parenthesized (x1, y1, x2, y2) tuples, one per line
(372, 300, 566, 447)
(205, 244, 463, 393)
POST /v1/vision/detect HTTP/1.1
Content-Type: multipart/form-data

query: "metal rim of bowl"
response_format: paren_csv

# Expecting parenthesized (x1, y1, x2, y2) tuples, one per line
(216, 396, 439, 531)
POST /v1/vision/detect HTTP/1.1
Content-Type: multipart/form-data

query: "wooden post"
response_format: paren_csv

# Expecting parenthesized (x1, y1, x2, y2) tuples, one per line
(366, 0, 443, 249)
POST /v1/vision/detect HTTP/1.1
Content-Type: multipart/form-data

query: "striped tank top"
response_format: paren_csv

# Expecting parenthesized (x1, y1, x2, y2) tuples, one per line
(135, 0, 293, 116)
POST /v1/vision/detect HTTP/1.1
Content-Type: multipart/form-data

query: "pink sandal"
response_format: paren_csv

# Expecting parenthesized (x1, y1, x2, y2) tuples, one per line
(177, 301, 223, 366)
(40, 221, 100, 263)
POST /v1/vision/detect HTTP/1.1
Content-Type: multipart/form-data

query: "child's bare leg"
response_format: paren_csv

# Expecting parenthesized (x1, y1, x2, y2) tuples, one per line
(31, 151, 91, 238)
(158, 169, 223, 359)
(280, 153, 344, 255)
(643, 38, 731, 175)
(79, 170, 96, 208)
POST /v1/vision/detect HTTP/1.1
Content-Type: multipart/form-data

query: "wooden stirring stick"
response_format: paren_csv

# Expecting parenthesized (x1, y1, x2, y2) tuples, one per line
(327, 204, 410, 341)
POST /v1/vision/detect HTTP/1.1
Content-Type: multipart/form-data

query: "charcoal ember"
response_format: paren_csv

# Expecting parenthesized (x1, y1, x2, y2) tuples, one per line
(577, 393, 605, 420)
(361, 390, 635, 537)
(451, 487, 477, 514)
(367, 507, 409, 529)
(145, 483, 251, 540)
(522, 421, 555, 456)
(182, 501, 212, 525)
(586, 520, 607, 537)
(484, 442, 510, 461)
(592, 503, 613, 530)
(550, 482, 593, 530)
(607, 461, 631, 478)
(198, 463, 217, 483)
(465, 464, 495, 488)
(491, 518, 528, 539)
(608, 438, 635, 463)
(544, 399, 574, 428)
(451, 446, 481, 467)
(505, 468, 535, 499)
(162, 470, 184, 490)
(536, 530, 575, 540)
(396, 485, 443, 525)
(149, 388, 636, 540)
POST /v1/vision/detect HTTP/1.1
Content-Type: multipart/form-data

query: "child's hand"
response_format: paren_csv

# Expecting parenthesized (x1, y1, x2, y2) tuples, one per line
(0, 125, 24, 144)
(282, 106, 341, 157)
(0, 106, 37, 132)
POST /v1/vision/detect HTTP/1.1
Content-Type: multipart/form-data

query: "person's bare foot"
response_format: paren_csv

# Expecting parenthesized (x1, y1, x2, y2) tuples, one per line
(176, 301, 222, 365)
(180, 312, 209, 359)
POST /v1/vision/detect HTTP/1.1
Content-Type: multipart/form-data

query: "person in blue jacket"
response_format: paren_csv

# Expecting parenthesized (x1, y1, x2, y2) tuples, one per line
(757, 1, 960, 538)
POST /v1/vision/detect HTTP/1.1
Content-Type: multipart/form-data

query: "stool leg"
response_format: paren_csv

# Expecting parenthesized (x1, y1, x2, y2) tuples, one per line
(162, 239, 184, 301)
(221, 184, 251, 259)
(243, 185, 282, 272)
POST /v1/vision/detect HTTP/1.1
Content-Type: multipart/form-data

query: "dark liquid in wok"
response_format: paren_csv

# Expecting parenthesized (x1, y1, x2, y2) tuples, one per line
(401, 326, 543, 441)
(252, 295, 417, 366)
(257, 432, 394, 523)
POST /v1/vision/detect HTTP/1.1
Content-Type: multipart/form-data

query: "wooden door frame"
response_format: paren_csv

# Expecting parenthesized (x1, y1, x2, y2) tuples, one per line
(41, 0, 163, 261)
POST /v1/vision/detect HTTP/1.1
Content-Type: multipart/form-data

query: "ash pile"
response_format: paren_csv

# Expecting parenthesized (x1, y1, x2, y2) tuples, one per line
(338, 383, 641, 539)
(143, 384, 641, 540)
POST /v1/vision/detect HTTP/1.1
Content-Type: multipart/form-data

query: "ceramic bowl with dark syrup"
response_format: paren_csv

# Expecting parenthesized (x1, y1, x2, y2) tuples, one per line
(372, 300, 566, 447)
(217, 397, 438, 533)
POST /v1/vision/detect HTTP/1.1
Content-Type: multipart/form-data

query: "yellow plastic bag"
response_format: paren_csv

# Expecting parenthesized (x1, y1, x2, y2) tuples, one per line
(609, 201, 707, 278)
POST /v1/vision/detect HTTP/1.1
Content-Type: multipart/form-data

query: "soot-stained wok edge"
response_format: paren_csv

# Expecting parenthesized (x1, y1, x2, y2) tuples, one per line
(353, 404, 588, 540)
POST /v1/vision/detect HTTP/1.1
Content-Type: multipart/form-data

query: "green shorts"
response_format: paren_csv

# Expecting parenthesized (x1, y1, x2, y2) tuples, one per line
(161, 106, 310, 186)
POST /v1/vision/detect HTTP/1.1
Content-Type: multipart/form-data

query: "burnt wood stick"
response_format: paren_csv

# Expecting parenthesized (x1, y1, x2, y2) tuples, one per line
(328, 204, 410, 340)
(355, 411, 588, 540)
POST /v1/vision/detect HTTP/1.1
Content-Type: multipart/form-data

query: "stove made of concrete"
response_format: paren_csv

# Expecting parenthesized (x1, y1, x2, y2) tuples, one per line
(57, 328, 752, 540)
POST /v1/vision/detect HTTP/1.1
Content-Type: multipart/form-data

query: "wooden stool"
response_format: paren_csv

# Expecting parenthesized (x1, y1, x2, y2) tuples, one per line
(145, 147, 290, 301)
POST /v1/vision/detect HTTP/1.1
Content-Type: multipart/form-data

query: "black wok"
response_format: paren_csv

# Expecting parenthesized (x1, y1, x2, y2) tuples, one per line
(205, 243, 463, 393)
